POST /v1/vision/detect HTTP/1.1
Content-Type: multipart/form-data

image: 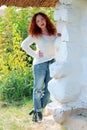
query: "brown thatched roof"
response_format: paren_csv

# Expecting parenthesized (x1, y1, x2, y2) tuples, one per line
(0, 0, 58, 7)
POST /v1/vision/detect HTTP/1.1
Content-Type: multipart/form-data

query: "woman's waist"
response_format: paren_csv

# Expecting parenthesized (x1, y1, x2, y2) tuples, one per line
(33, 56, 55, 65)
(38, 49, 55, 57)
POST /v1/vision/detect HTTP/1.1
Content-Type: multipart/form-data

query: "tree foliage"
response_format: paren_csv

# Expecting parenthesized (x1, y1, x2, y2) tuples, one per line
(0, 7, 55, 101)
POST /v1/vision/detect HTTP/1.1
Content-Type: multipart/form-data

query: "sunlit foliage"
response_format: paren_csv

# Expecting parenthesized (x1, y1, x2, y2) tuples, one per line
(0, 7, 55, 101)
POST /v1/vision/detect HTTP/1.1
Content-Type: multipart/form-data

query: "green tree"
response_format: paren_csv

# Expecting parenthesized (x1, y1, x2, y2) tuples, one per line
(0, 7, 55, 101)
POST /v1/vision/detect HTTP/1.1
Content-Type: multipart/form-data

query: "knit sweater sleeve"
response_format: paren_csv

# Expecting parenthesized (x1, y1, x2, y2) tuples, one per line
(21, 36, 38, 58)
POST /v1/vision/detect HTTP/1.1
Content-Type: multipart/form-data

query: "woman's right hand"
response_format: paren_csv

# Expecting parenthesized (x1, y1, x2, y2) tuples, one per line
(39, 51, 44, 57)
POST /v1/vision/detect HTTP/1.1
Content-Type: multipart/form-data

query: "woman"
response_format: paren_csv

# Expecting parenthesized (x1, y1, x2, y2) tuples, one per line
(21, 12, 61, 122)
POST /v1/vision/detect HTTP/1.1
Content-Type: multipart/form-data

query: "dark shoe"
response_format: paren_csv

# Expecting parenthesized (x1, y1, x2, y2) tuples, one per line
(32, 111, 38, 122)
(32, 111, 43, 122)
(37, 112, 42, 122)
(29, 109, 34, 115)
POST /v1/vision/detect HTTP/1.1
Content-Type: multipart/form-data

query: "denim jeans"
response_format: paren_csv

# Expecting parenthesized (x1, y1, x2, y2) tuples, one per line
(33, 59, 55, 112)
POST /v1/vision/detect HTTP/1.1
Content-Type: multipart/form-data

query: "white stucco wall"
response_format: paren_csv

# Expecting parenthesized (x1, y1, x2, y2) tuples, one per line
(48, 0, 87, 104)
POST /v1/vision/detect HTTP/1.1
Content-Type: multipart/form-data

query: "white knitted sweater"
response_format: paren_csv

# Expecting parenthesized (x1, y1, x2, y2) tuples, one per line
(21, 35, 57, 65)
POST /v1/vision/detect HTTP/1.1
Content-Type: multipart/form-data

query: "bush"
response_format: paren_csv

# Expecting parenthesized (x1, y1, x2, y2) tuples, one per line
(0, 6, 55, 102)
(0, 67, 33, 102)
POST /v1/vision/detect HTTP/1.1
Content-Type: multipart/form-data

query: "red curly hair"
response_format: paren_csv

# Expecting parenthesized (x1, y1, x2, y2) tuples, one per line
(29, 12, 57, 37)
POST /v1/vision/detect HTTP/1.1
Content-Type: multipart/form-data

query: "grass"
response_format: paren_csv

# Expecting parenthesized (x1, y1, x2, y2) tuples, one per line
(0, 98, 66, 130)
(0, 98, 33, 130)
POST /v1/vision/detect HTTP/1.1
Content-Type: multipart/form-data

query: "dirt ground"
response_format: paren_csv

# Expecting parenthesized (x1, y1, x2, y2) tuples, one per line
(30, 115, 64, 130)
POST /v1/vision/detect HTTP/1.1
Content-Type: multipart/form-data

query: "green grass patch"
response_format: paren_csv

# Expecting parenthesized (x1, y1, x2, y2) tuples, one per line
(0, 99, 33, 130)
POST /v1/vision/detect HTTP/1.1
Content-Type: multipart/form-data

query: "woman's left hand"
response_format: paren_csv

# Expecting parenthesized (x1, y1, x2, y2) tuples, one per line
(39, 51, 44, 58)
(57, 33, 62, 37)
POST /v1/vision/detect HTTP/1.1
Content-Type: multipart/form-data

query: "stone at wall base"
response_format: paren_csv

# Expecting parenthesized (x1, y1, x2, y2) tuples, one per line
(46, 102, 87, 130)
(45, 102, 58, 116)
(64, 113, 87, 130)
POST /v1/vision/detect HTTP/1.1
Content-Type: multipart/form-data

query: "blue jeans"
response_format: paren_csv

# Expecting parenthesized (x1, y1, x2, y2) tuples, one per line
(33, 59, 55, 112)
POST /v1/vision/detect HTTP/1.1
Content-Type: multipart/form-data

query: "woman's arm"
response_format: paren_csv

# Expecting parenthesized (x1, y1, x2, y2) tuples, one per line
(57, 33, 62, 37)
(21, 36, 39, 58)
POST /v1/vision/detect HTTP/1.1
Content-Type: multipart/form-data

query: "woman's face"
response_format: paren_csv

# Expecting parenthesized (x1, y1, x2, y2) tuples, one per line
(36, 15, 46, 29)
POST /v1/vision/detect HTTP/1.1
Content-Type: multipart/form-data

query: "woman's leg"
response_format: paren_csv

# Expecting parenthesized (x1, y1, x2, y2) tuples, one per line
(41, 59, 55, 108)
(33, 62, 47, 112)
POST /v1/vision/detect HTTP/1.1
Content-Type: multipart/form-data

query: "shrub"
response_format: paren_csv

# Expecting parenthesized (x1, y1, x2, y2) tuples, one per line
(0, 6, 55, 102)
(0, 67, 33, 102)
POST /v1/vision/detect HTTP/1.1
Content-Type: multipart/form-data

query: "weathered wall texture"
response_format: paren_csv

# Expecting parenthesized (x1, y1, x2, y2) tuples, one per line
(47, 0, 87, 129)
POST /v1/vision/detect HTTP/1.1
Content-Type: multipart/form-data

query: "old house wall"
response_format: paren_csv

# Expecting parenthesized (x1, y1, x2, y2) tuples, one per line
(47, 0, 87, 129)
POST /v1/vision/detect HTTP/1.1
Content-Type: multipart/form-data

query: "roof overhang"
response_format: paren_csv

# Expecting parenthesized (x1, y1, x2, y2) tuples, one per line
(0, 0, 58, 7)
